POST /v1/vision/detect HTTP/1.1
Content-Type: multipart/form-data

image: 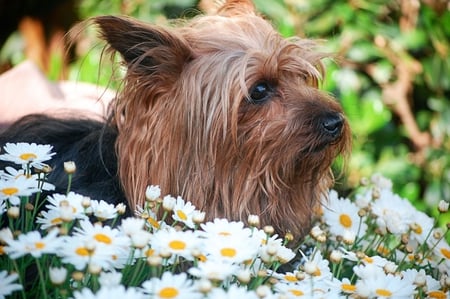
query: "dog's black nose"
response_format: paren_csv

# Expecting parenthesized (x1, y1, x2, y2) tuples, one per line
(321, 113, 344, 138)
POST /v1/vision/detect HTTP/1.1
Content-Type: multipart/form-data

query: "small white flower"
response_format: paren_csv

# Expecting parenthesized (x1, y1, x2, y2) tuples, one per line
(202, 234, 259, 264)
(72, 285, 145, 299)
(141, 272, 201, 299)
(0, 175, 40, 205)
(188, 259, 239, 281)
(145, 185, 161, 201)
(45, 192, 88, 220)
(208, 284, 259, 299)
(323, 190, 367, 238)
(4, 229, 61, 259)
(200, 218, 252, 239)
(162, 195, 176, 211)
(0, 270, 22, 297)
(98, 270, 122, 287)
(89, 200, 118, 220)
(151, 228, 199, 261)
(63, 161, 76, 174)
(0, 142, 55, 169)
(49, 267, 67, 285)
(172, 196, 196, 228)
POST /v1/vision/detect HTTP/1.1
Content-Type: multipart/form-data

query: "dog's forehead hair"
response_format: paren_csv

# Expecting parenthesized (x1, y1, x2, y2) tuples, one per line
(179, 15, 324, 86)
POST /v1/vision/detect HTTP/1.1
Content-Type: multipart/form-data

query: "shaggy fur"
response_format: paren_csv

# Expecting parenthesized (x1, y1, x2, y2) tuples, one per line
(0, 0, 350, 239)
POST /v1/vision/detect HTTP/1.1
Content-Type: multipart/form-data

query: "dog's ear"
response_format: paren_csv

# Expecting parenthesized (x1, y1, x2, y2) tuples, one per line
(93, 16, 192, 76)
(200, 0, 256, 16)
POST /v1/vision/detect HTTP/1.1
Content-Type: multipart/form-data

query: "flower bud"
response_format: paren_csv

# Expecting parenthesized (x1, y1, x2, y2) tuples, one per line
(7, 206, 20, 219)
(248, 214, 260, 227)
(63, 161, 76, 174)
(438, 200, 449, 213)
(263, 225, 274, 236)
(49, 267, 67, 285)
(145, 185, 161, 202)
(162, 195, 176, 211)
(330, 250, 343, 263)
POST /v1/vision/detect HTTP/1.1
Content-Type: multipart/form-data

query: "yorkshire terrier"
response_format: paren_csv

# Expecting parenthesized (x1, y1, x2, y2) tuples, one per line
(0, 0, 350, 239)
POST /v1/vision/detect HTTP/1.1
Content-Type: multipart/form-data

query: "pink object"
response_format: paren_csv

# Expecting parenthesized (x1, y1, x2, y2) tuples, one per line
(0, 60, 113, 125)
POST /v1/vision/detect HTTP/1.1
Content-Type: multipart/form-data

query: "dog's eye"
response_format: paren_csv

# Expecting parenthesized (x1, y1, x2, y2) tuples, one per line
(248, 82, 273, 104)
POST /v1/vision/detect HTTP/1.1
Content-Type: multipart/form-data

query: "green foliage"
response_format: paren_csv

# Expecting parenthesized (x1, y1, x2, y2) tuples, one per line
(54, 0, 450, 230)
(252, 0, 450, 228)
(1, 1, 448, 229)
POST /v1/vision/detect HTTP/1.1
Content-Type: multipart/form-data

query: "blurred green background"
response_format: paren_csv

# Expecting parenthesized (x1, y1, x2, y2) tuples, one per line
(1, 0, 449, 228)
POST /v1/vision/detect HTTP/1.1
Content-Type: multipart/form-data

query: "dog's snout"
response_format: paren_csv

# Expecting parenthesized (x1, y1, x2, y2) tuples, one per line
(321, 113, 344, 138)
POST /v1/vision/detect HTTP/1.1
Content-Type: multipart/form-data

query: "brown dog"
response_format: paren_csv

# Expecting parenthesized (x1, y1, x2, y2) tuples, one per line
(0, 0, 350, 239)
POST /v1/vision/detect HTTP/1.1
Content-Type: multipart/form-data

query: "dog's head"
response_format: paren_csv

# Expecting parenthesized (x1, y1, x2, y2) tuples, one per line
(94, 0, 351, 239)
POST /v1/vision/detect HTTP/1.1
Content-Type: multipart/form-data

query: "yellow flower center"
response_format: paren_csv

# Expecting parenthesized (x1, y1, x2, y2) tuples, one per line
(284, 274, 298, 282)
(176, 210, 187, 221)
(289, 290, 304, 296)
(413, 224, 423, 234)
(169, 240, 186, 250)
(147, 217, 160, 228)
(363, 256, 374, 264)
(220, 247, 237, 258)
(376, 289, 392, 297)
(440, 248, 450, 259)
(51, 217, 63, 225)
(0, 246, 5, 255)
(428, 291, 447, 299)
(94, 233, 112, 244)
(313, 268, 321, 276)
(35, 242, 45, 250)
(2, 187, 18, 196)
(341, 283, 356, 292)
(75, 247, 90, 256)
(20, 153, 37, 161)
(159, 287, 179, 298)
(146, 249, 155, 257)
(219, 231, 231, 236)
(339, 214, 352, 228)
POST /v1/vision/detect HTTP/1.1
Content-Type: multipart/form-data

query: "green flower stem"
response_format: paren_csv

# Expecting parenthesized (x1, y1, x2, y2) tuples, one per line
(35, 258, 49, 299)
(66, 173, 73, 195)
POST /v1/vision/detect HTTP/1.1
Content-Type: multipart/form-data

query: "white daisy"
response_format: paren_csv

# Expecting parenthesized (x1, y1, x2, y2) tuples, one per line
(355, 269, 416, 299)
(188, 259, 239, 281)
(206, 284, 259, 299)
(49, 267, 68, 285)
(145, 185, 161, 201)
(172, 196, 196, 228)
(72, 220, 130, 268)
(88, 200, 118, 220)
(322, 190, 367, 238)
(150, 228, 199, 261)
(274, 281, 312, 298)
(45, 192, 88, 220)
(0, 142, 55, 169)
(59, 234, 117, 270)
(0, 175, 40, 205)
(408, 210, 434, 248)
(36, 208, 65, 229)
(371, 189, 416, 235)
(72, 285, 145, 299)
(141, 272, 201, 299)
(200, 218, 252, 239)
(1, 166, 55, 191)
(0, 270, 22, 298)
(4, 229, 61, 259)
(98, 270, 123, 287)
(202, 233, 259, 264)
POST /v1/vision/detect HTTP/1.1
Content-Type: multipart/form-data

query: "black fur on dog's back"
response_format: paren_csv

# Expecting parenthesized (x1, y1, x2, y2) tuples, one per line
(0, 115, 128, 211)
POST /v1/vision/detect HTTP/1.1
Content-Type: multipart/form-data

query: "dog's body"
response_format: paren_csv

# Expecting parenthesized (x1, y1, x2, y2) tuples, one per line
(0, 0, 350, 238)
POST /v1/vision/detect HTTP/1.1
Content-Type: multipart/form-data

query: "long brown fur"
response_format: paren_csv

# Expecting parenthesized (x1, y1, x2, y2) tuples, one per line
(95, 0, 351, 238)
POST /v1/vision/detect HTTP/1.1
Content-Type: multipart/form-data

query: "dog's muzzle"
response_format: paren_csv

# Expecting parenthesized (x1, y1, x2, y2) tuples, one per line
(321, 113, 344, 140)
